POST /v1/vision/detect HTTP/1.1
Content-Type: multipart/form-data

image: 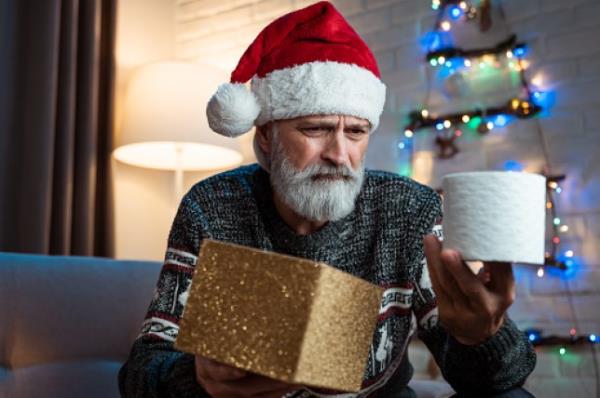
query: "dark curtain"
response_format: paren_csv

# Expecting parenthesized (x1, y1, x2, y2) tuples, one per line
(0, 0, 117, 256)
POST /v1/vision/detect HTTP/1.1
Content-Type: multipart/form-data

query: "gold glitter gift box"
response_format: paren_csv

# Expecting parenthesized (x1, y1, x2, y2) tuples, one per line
(175, 239, 384, 392)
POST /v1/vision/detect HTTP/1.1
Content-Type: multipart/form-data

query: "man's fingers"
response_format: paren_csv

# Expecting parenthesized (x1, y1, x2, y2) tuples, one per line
(423, 235, 453, 304)
(196, 357, 247, 382)
(441, 249, 486, 301)
(484, 262, 516, 305)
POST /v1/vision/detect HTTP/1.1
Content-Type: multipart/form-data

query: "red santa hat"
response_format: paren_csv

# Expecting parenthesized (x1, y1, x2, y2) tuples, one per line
(206, 1, 386, 137)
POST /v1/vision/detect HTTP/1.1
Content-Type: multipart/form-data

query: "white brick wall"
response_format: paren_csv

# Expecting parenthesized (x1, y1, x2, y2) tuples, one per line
(174, 1, 600, 396)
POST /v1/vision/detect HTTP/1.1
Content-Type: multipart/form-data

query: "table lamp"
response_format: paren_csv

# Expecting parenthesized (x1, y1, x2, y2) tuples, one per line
(113, 61, 243, 200)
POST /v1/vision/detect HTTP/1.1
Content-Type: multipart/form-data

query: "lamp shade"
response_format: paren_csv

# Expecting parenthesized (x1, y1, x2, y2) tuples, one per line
(114, 61, 243, 171)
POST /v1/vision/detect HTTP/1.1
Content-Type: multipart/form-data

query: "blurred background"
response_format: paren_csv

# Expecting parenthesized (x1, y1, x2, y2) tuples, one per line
(1, 0, 599, 396)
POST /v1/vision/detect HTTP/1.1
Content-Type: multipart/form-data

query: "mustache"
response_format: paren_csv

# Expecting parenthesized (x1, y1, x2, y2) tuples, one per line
(296, 163, 359, 181)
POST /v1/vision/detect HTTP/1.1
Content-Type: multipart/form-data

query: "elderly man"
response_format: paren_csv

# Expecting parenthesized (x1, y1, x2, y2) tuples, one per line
(119, 2, 535, 397)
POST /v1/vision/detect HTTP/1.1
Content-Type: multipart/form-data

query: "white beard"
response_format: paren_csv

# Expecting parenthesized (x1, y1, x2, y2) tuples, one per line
(269, 132, 365, 222)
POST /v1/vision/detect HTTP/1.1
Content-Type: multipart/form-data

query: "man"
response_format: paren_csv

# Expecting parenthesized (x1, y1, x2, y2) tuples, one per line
(119, 2, 536, 397)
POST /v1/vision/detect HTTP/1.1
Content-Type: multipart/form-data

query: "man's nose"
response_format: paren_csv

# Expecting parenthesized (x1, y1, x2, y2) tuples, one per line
(322, 129, 349, 166)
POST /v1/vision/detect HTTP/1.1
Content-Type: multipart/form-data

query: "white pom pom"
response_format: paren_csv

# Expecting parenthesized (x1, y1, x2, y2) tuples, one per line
(206, 83, 261, 137)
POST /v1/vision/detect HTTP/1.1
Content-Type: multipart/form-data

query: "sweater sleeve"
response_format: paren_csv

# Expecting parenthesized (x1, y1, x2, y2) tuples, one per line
(410, 189, 537, 397)
(118, 191, 211, 398)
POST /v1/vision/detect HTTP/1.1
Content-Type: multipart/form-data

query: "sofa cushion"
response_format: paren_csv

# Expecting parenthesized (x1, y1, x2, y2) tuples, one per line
(0, 252, 161, 369)
(0, 360, 123, 398)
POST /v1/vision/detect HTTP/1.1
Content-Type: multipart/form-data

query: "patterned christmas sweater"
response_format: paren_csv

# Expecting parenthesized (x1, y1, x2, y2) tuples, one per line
(119, 164, 536, 397)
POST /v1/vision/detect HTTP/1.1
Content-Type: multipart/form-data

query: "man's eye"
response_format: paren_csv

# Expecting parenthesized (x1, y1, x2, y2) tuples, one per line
(301, 127, 327, 134)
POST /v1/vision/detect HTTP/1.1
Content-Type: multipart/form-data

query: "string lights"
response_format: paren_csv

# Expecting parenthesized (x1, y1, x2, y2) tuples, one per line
(405, 5, 598, 389)
(432, 0, 481, 28)
(402, 4, 545, 159)
(403, 96, 542, 139)
(525, 328, 599, 353)
(540, 175, 571, 274)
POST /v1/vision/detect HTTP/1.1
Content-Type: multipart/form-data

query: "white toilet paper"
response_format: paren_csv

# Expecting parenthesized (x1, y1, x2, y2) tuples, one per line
(442, 171, 546, 264)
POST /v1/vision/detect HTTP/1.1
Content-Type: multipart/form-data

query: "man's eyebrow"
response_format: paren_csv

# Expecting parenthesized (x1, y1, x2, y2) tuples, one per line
(297, 122, 370, 129)
(297, 122, 338, 128)
(345, 123, 370, 130)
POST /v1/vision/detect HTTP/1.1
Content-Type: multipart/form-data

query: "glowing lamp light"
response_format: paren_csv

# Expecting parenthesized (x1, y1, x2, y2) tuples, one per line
(546, 202, 553, 209)
(548, 181, 559, 189)
(556, 187, 562, 194)
(404, 129, 414, 138)
(486, 121, 494, 130)
(506, 50, 514, 58)
(430, 58, 438, 66)
(432, 0, 441, 10)
(438, 56, 446, 64)
(464, 59, 472, 67)
(443, 120, 452, 128)
(436, 122, 445, 130)
(553, 236, 561, 244)
(553, 217, 561, 226)
(559, 225, 569, 232)
(590, 334, 597, 343)
(421, 109, 430, 118)
(459, 1, 467, 10)
(441, 21, 452, 31)
(398, 142, 406, 149)
(114, 62, 243, 201)
(461, 115, 471, 123)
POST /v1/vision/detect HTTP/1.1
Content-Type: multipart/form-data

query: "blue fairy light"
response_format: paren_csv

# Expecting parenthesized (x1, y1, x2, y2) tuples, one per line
(449, 6, 462, 20)
(436, 122, 445, 130)
(514, 45, 527, 58)
(503, 160, 523, 172)
(590, 334, 597, 343)
(526, 329, 541, 342)
(528, 333, 537, 342)
(493, 114, 510, 127)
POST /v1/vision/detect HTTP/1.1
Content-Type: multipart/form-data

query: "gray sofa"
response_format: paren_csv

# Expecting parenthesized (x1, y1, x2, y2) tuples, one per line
(0, 251, 454, 398)
(0, 252, 161, 398)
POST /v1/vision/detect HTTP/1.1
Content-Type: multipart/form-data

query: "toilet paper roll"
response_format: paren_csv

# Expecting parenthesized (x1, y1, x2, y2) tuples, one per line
(442, 171, 546, 264)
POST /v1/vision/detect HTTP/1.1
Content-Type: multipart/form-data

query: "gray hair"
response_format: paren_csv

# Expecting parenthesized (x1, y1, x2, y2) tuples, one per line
(252, 123, 279, 172)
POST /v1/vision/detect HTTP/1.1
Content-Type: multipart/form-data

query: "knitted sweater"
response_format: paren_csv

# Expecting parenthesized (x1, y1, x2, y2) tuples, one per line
(118, 164, 536, 398)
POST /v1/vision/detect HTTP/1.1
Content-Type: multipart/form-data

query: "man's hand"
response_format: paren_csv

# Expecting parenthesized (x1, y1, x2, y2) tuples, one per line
(423, 234, 516, 345)
(195, 356, 300, 398)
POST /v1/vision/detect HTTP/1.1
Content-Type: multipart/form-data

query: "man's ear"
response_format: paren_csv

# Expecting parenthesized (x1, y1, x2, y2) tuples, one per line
(255, 122, 273, 155)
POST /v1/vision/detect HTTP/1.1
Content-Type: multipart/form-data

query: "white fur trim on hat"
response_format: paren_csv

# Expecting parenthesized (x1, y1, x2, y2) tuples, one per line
(251, 61, 386, 131)
(206, 83, 261, 137)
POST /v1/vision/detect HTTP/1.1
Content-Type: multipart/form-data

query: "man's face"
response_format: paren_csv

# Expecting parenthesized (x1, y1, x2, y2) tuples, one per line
(271, 114, 370, 173)
(260, 114, 371, 222)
